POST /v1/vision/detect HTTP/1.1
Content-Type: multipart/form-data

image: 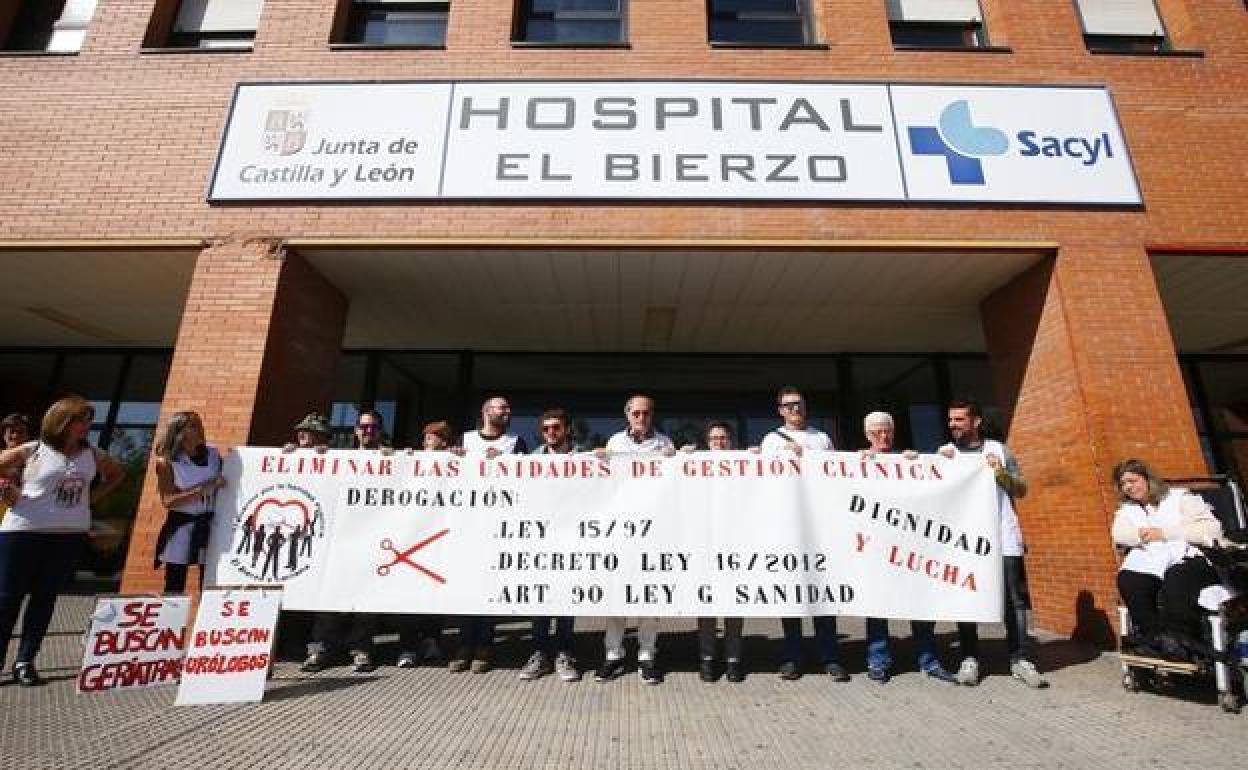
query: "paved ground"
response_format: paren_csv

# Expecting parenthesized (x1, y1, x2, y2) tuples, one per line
(1, 587, 1245, 770)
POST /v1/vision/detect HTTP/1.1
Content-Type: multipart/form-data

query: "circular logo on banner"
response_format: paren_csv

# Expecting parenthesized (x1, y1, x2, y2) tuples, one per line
(229, 483, 324, 582)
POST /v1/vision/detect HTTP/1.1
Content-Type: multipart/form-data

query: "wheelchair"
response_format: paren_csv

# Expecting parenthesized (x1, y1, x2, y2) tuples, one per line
(1117, 475, 1248, 714)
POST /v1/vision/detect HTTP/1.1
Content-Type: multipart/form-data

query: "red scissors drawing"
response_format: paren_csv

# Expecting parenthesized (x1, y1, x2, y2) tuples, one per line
(377, 528, 450, 582)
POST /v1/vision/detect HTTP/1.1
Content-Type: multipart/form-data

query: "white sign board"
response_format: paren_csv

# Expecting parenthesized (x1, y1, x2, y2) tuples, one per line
(206, 449, 1004, 622)
(210, 80, 1140, 204)
(78, 596, 191, 693)
(176, 588, 281, 706)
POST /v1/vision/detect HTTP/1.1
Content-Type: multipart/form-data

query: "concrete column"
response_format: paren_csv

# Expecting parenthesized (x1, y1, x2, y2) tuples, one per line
(981, 243, 1205, 644)
(120, 238, 346, 594)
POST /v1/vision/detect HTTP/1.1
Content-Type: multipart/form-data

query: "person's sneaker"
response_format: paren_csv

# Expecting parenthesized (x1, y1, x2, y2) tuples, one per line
(724, 661, 745, 683)
(300, 652, 328, 673)
(421, 637, 442, 662)
(823, 662, 851, 682)
(352, 652, 377, 673)
(470, 653, 493, 674)
(778, 661, 802, 680)
(519, 651, 552, 681)
(555, 652, 581, 682)
(866, 666, 890, 683)
(699, 659, 719, 683)
(396, 651, 418, 669)
(1010, 659, 1050, 689)
(639, 662, 664, 685)
(447, 649, 471, 673)
(12, 663, 42, 687)
(923, 664, 959, 684)
(956, 657, 980, 686)
(594, 658, 627, 682)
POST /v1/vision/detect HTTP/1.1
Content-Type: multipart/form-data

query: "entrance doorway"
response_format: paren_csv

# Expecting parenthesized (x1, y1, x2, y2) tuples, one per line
(327, 350, 999, 452)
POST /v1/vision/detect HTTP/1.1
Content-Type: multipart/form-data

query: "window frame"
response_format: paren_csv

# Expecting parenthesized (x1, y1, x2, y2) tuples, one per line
(1073, 0, 1171, 54)
(337, 0, 450, 48)
(706, 0, 816, 48)
(512, 0, 628, 46)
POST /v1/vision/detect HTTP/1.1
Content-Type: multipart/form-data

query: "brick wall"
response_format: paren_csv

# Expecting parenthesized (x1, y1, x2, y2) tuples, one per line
(120, 240, 346, 594)
(3, 0, 1244, 631)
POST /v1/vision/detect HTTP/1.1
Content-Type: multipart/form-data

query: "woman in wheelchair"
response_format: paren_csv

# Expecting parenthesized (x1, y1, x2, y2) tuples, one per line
(1112, 458, 1225, 652)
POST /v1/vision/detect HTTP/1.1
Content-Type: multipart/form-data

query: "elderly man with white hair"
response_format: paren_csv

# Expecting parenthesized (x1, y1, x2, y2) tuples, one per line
(859, 410, 958, 685)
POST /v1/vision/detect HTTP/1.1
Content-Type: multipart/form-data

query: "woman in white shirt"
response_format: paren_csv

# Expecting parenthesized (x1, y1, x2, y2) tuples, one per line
(1112, 458, 1222, 644)
(0, 396, 123, 685)
(152, 411, 225, 594)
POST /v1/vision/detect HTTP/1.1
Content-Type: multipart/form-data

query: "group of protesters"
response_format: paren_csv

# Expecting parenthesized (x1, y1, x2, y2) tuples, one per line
(0, 385, 1232, 690)
(165, 388, 1050, 690)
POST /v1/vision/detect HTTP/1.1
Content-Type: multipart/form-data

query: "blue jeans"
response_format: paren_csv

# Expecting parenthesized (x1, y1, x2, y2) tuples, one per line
(865, 618, 941, 672)
(0, 532, 85, 668)
(781, 616, 840, 664)
(531, 616, 574, 655)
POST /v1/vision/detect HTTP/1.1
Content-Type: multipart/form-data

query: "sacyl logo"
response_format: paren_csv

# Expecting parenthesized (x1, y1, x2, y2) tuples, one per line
(908, 100, 1007, 185)
(909, 99, 1120, 185)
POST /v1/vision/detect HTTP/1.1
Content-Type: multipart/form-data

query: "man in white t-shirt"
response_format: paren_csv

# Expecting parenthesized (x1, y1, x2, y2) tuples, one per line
(451, 395, 526, 673)
(461, 395, 528, 456)
(938, 399, 1047, 689)
(594, 394, 675, 685)
(757, 386, 849, 682)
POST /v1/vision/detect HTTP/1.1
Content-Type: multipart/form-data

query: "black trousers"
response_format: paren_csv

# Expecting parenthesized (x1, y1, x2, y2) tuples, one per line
(1118, 568, 1163, 637)
(1160, 557, 1220, 638)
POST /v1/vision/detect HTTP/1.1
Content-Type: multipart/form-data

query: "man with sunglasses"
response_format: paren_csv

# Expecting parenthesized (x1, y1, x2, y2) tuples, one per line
(594, 394, 675, 685)
(518, 408, 583, 682)
(302, 409, 389, 674)
(757, 386, 849, 682)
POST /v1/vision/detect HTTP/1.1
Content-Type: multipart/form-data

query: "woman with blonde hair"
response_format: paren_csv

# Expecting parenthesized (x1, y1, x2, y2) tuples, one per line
(0, 396, 124, 685)
(1112, 458, 1223, 644)
(152, 411, 226, 594)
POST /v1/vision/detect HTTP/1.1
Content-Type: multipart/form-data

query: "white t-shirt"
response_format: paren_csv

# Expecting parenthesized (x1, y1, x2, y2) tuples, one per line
(159, 446, 221, 565)
(605, 431, 675, 454)
(1, 441, 96, 533)
(461, 430, 527, 455)
(759, 425, 834, 452)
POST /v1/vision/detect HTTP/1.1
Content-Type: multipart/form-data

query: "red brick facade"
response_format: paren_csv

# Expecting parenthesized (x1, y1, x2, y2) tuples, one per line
(2, 1, 1245, 637)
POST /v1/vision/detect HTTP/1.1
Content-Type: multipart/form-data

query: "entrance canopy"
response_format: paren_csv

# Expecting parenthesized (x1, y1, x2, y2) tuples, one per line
(296, 245, 1046, 353)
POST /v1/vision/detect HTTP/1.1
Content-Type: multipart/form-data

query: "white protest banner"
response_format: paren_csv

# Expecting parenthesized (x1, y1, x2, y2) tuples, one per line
(176, 588, 281, 706)
(206, 449, 1002, 622)
(77, 596, 190, 693)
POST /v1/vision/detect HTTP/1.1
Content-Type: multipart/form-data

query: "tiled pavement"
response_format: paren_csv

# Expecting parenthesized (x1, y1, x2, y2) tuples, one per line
(2, 588, 1244, 770)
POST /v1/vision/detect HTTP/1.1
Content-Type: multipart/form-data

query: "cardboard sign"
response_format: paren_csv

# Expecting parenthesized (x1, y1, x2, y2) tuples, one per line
(175, 587, 281, 705)
(78, 596, 191, 693)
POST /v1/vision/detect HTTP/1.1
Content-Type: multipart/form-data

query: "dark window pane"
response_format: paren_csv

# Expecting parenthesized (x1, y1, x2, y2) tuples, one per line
(1084, 34, 1164, 53)
(533, 0, 620, 12)
(351, 9, 448, 45)
(890, 21, 980, 47)
(1195, 362, 1248, 434)
(710, 18, 805, 43)
(55, 354, 123, 401)
(525, 18, 622, 42)
(711, 0, 799, 14)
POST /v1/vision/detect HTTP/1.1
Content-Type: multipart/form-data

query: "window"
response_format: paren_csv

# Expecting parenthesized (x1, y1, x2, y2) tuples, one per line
(341, 0, 449, 46)
(1, 0, 96, 52)
(513, 0, 625, 44)
(886, 0, 985, 48)
(708, 0, 811, 45)
(1074, 0, 1167, 53)
(167, 0, 263, 49)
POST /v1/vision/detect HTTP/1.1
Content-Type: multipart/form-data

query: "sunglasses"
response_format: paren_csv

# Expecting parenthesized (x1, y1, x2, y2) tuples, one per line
(540, 423, 565, 432)
(778, 401, 804, 410)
